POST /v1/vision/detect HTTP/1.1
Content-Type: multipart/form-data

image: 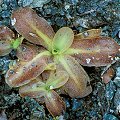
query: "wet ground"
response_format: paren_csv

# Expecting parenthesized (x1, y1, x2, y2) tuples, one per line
(0, 0, 120, 120)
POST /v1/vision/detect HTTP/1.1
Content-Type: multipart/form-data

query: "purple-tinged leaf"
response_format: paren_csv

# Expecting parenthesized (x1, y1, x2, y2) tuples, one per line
(0, 26, 15, 56)
(0, 26, 15, 40)
(45, 90, 65, 117)
(57, 55, 92, 98)
(0, 41, 12, 56)
(75, 29, 101, 39)
(17, 44, 36, 61)
(17, 43, 45, 61)
(19, 78, 46, 98)
(5, 51, 51, 87)
(11, 7, 55, 50)
(65, 37, 120, 66)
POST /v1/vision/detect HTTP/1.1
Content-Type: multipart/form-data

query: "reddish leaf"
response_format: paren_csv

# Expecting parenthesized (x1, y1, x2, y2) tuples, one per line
(5, 51, 51, 87)
(17, 43, 45, 61)
(11, 7, 55, 50)
(57, 55, 92, 98)
(101, 67, 114, 84)
(19, 78, 46, 98)
(0, 41, 12, 56)
(19, 74, 66, 117)
(17, 44, 36, 61)
(41, 70, 51, 81)
(45, 90, 66, 117)
(0, 26, 15, 40)
(0, 26, 15, 56)
(65, 37, 120, 66)
(75, 29, 101, 39)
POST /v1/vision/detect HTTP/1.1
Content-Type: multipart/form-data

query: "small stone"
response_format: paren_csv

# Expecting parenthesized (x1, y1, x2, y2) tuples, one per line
(44, 8, 51, 15)
(74, 18, 89, 28)
(118, 30, 120, 38)
(105, 81, 116, 101)
(18, 0, 33, 7)
(114, 88, 120, 113)
(77, 6, 86, 14)
(0, 56, 10, 74)
(68, 0, 78, 4)
(1, 10, 10, 18)
(65, 5, 70, 10)
(72, 98, 83, 111)
(31, 0, 51, 8)
(86, 58, 91, 64)
(103, 113, 119, 120)
(11, 18, 16, 26)
(116, 67, 120, 77)
(51, 7, 58, 16)
(64, 98, 70, 108)
(114, 77, 120, 87)
(49, 85, 53, 89)
(55, 17, 66, 26)
(18, 0, 50, 8)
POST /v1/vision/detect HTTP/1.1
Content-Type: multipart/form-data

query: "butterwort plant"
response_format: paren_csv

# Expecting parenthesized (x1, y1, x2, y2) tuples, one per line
(19, 70, 69, 116)
(4, 7, 120, 116)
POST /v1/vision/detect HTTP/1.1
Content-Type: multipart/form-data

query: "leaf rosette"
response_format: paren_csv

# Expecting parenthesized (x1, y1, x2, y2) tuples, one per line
(3, 7, 120, 116)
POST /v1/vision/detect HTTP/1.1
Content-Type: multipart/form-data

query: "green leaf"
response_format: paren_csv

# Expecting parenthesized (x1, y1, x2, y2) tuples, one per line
(52, 27, 74, 55)
(11, 36, 24, 49)
(44, 63, 56, 71)
(45, 70, 69, 90)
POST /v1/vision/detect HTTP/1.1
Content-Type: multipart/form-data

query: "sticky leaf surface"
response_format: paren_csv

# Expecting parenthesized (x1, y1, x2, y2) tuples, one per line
(19, 79, 46, 98)
(0, 41, 12, 56)
(65, 37, 120, 66)
(11, 7, 55, 50)
(57, 55, 92, 98)
(45, 90, 65, 117)
(46, 70, 69, 89)
(5, 51, 51, 87)
(52, 27, 74, 54)
(75, 29, 101, 39)
(0, 26, 15, 40)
